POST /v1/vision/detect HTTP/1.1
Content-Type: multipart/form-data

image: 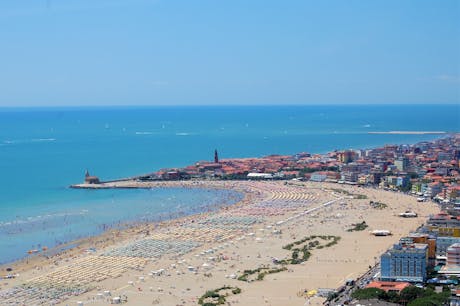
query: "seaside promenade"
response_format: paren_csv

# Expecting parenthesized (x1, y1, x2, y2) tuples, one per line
(0, 180, 439, 305)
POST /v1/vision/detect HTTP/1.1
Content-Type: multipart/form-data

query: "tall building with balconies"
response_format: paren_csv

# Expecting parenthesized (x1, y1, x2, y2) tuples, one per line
(436, 237, 460, 256)
(447, 243, 460, 266)
(380, 243, 428, 283)
(395, 157, 409, 172)
(439, 243, 460, 276)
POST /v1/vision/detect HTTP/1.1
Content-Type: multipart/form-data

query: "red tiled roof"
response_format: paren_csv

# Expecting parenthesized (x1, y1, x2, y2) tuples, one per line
(366, 281, 410, 292)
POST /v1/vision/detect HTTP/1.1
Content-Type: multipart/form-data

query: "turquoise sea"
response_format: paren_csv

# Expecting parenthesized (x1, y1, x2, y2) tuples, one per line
(0, 105, 459, 264)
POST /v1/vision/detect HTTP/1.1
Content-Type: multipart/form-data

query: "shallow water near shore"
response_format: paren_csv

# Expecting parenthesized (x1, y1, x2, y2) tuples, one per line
(0, 187, 243, 265)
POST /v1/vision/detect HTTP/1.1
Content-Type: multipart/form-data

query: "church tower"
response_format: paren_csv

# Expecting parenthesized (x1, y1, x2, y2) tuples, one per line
(214, 149, 219, 163)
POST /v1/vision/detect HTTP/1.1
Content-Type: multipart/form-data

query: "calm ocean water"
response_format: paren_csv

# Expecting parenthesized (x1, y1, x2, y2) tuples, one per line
(0, 105, 459, 264)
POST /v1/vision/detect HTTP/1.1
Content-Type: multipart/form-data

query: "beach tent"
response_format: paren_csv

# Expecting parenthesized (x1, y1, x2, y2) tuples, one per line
(112, 296, 121, 304)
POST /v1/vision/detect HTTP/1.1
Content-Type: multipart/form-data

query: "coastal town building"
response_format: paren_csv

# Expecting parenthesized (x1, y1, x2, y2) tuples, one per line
(336, 150, 356, 163)
(426, 212, 460, 237)
(138, 135, 460, 205)
(310, 173, 327, 182)
(439, 243, 460, 276)
(406, 233, 436, 260)
(84, 170, 100, 184)
(380, 243, 428, 283)
(394, 157, 410, 172)
(447, 243, 460, 266)
(365, 281, 411, 294)
(247, 173, 274, 179)
(436, 237, 460, 256)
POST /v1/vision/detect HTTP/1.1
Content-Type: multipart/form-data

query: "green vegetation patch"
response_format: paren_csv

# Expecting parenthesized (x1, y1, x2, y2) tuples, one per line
(369, 201, 387, 209)
(279, 235, 341, 265)
(237, 266, 287, 282)
(235, 235, 341, 285)
(351, 286, 451, 306)
(352, 288, 388, 300)
(347, 221, 369, 232)
(198, 285, 242, 306)
(330, 188, 368, 199)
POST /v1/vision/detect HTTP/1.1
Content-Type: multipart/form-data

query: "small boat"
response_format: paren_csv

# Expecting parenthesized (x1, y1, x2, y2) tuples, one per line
(27, 249, 39, 254)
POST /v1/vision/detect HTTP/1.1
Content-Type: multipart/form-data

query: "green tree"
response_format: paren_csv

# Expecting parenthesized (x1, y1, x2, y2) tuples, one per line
(399, 286, 425, 302)
(351, 288, 387, 300)
(386, 291, 399, 303)
(407, 291, 450, 306)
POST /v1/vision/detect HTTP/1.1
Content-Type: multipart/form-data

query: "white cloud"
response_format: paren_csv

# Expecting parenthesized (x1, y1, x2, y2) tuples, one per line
(434, 74, 460, 83)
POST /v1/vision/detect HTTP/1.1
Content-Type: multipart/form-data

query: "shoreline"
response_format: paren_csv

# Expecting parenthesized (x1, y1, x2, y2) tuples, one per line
(0, 180, 440, 305)
(1, 181, 254, 270)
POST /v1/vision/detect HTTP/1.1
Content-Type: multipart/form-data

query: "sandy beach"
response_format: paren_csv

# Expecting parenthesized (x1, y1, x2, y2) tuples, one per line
(0, 180, 439, 305)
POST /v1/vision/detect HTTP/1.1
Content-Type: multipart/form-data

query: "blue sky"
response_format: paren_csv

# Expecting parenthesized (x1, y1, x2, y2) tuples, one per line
(0, 0, 459, 106)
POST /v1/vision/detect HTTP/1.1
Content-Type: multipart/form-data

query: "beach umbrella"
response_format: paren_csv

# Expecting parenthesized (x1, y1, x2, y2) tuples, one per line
(6, 267, 12, 272)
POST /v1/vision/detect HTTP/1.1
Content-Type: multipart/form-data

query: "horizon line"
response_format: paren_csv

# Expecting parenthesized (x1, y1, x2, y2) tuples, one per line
(0, 102, 459, 109)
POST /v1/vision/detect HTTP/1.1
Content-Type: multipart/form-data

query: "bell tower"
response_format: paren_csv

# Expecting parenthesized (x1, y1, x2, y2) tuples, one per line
(214, 149, 219, 163)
